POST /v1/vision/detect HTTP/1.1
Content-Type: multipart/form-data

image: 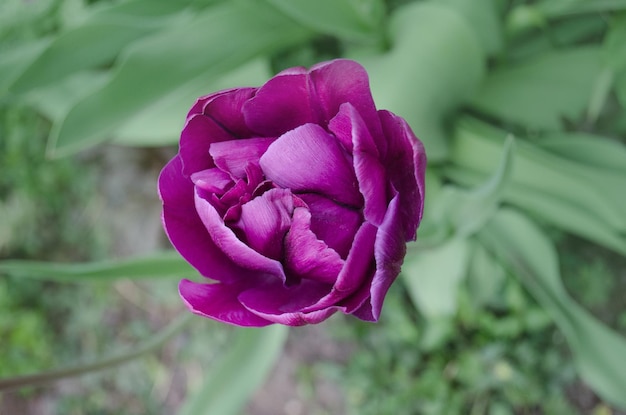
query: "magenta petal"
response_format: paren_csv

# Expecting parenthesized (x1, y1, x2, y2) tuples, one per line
(231, 188, 294, 260)
(238, 279, 335, 326)
(298, 193, 361, 259)
(179, 279, 272, 327)
(203, 87, 257, 138)
(243, 73, 317, 136)
(180, 114, 236, 177)
(309, 59, 383, 143)
(284, 208, 344, 284)
(260, 123, 362, 207)
(330, 103, 387, 226)
(191, 168, 232, 194)
(159, 157, 252, 283)
(194, 189, 287, 281)
(301, 221, 377, 313)
(379, 110, 426, 240)
(187, 89, 233, 117)
(209, 137, 274, 179)
(357, 193, 406, 322)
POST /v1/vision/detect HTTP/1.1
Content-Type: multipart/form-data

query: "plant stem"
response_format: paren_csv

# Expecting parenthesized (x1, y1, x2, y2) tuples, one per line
(0, 313, 193, 391)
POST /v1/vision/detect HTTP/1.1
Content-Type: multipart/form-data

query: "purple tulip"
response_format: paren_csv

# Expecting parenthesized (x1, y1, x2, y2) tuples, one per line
(158, 59, 426, 326)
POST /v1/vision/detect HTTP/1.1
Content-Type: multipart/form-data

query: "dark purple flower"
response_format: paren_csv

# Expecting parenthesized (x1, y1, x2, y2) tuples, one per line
(159, 59, 426, 327)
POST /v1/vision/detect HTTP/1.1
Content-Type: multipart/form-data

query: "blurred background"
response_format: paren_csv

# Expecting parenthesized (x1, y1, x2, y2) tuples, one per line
(1, 0, 626, 414)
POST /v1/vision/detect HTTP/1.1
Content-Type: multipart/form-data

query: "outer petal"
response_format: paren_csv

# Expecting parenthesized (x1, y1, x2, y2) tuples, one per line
(187, 89, 234, 116)
(243, 73, 318, 136)
(301, 221, 377, 313)
(379, 110, 426, 240)
(231, 188, 294, 260)
(238, 279, 334, 326)
(309, 59, 384, 144)
(353, 192, 406, 322)
(194, 189, 287, 282)
(179, 279, 272, 327)
(283, 207, 344, 284)
(260, 123, 362, 207)
(179, 114, 236, 177)
(298, 193, 361, 259)
(159, 156, 253, 283)
(209, 137, 274, 179)
(202, 87, 256, 138)
(330, 103, 387, 226)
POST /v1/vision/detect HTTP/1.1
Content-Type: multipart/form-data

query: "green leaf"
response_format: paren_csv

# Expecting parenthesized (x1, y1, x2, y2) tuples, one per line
(8, 0, 193, 95)
(0, 251, 198, 282)
(358, 0, 485, 162)
(112, 59, 272, 146)
(479, 208, 626, 410)
(49, 0, 314, 157)
(264, 0, 385, 43)
(403, 237, 471, 318)
(471, 47, 602, 130)
(440, 0, 503, 55)
(178, 325, 288, 415)
(0, 39, 50, 97)
(450, 118, 626, 232)
(539, 132, 626, 175)
(0, 313, 192, 391)
(537, 0, 626, 17)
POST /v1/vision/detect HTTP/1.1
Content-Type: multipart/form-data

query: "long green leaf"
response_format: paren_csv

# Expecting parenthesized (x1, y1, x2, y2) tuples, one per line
(358, 0, 485, 162)
(264, 0, 385, 43)
(479, 208, 626, 410)
(471, 47, 602, 130)
(0, 251, 197, 282)
(0, 313, 192, 391)
(8, 0, 193, 95)
(49, 0, 314, 157)
(178, 325, 288, 415)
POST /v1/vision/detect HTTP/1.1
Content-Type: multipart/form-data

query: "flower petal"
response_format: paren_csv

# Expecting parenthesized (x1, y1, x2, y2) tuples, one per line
(180, 114, 235, 177)
(309, 59, 383, 143)
(298, 193, 361, 259)
(179, 279, 272, 327)
(353, 192, 406, 322)
(260, 123, 362, 207)
(300, 221, 377, 313)
(202, 87, 256, 138)
(194, 188, 287, 281)
(209, 137, 274, 179)
(230, 188, 294, 260)
(159, 157, 253, 283)
(243, 72, 318, 136)
(330, 103, 387, 226)
(238, 279, 335, 326)
(191, 168, 232, 194)
(284, 207, 344, 284)
(379, 110, 427, 240)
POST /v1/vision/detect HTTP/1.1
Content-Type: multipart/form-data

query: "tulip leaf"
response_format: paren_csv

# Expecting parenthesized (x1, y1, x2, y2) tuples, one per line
(440, 0, 503, 55)
(112, 59, 272, 146)
(264, 0, 385, 43)
(49, 0, 314, 157)
(479, 208, 626, 410)
(0, 39, 50, 97)
(8, 0, 193, 95)
(450, 118, 626, 233)
(403, 237, 471, 318)
(359, 0, 485, 162)
(0, 251, 197, 282)
(470, 47, 602, 130)
(178, 325, 288, 415)
(537, 0, 626, 17)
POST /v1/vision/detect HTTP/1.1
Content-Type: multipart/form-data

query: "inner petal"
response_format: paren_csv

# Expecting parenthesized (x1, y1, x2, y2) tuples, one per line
(259, 123, 362, 207)
(298, 193, 362, 259)
(209, 137, 275, 179)
(230, 188, 294, 260)
(284, 207, 344, 284)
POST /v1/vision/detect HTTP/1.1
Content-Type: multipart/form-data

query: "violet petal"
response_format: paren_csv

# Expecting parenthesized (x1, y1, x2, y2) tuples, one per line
(260, 123, 362, 207)
(209, 137, 274, 179)
(179, 279, 272, 327)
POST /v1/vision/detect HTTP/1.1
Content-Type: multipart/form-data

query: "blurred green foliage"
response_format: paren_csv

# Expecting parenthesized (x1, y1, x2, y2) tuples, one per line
(1, 0, 626, 414)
